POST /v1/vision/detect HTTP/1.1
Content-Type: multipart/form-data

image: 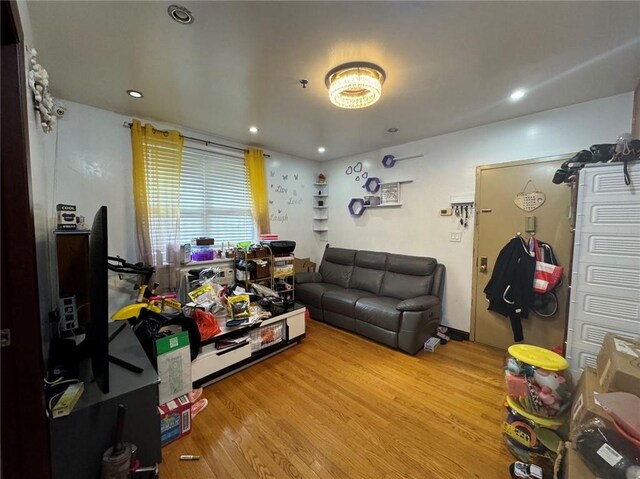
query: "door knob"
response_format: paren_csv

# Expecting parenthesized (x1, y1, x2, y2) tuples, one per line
(479, 256, 488, 273)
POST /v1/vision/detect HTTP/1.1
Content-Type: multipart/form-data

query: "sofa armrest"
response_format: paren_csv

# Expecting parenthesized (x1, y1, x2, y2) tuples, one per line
(396, 295, 440, 312)
(295, 271, 323, 284)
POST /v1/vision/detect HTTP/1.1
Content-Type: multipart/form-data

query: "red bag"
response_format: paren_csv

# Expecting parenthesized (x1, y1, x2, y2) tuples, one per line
(192, 308, 222, 340)
(530, 238, 563, 293)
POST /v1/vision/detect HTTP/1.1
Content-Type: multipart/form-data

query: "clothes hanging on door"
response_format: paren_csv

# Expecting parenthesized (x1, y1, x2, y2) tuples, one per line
(483, 236, 536, 342)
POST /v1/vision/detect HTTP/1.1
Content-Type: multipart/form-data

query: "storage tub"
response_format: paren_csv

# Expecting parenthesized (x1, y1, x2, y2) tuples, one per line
(504, 344, 572, 419)
(191, 245, 214, 262)
(502, 396, 563, 474)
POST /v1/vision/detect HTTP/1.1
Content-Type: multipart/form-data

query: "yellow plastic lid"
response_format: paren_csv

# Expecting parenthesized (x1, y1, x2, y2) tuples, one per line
(507, 344, 569, 371)
(506, 396, 564, 428)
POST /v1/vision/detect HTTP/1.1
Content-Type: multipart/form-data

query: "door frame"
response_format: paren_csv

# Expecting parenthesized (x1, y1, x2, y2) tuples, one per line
(1, 1, 51, 477)
(469, 153, 574, 342)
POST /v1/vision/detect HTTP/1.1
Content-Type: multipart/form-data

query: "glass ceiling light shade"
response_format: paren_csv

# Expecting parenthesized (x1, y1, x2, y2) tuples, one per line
(325, 62, 386, 109)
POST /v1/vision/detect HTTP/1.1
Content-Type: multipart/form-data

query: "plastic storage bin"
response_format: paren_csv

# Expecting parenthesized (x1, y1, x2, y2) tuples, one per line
(504, 344, 572, 419)
(191, 244, 214, 262)
(502, 396, 563, 474)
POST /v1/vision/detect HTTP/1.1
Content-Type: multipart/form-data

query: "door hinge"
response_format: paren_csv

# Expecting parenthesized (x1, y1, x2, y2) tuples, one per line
(1, 329, 10, 347)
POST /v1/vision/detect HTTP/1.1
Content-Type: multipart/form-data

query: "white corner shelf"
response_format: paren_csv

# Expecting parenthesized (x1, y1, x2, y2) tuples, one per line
(313, 217, 328, 220)
(313, 206, 328, 209)
(313, 195, 328, 198)
(313, 229, 329, 232)
(313, 183, 328, 186)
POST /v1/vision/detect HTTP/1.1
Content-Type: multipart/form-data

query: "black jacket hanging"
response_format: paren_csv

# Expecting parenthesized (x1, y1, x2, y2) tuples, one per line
(483, 236, 536, 342)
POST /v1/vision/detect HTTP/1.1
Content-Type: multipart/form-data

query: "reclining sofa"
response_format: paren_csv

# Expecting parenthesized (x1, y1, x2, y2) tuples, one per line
(295, 247, 445, 354)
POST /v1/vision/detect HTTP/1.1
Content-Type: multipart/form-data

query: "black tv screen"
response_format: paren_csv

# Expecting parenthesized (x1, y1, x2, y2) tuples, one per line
(88, 206, 109, 393)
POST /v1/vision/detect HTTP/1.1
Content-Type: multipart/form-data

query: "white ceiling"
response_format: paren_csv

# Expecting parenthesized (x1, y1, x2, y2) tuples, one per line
(28, 1, 640, 161)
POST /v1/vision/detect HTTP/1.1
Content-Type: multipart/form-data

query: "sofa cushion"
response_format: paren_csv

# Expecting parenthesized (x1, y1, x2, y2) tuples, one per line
(354, 296, 402, 332)
(319, 248, 356, 288)
(380, 254, 437, 300)
(322, 289, 375, 317)
(296, 282, 343, 309)
(349, 251, 387, 294)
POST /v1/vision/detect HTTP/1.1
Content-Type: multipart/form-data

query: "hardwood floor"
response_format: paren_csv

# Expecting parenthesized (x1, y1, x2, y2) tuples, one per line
(159, 320, 514, 478)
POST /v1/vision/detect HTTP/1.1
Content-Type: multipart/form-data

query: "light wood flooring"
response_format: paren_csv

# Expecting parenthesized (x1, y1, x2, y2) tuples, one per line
(160, 320, 514, 478)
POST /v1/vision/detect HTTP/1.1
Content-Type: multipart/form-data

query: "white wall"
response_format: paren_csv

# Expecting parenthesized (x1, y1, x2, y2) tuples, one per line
(17, 1, 56, 352)
(323, 92, 633, 332)
(44, 101, 323, 314)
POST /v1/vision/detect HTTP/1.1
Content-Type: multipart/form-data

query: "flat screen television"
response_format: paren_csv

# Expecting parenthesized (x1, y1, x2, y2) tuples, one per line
(88, 205, 110, 393)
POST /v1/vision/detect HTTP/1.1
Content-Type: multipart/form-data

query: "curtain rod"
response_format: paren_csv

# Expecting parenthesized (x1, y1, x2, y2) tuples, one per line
(122, 122, 270, 158)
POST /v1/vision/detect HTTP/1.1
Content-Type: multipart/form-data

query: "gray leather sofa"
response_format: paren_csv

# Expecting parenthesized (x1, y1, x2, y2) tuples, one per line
(295, 247, 445, 354)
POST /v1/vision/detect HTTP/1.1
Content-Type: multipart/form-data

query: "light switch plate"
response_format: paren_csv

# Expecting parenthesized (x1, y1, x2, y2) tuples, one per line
(449, 232, 461, 242)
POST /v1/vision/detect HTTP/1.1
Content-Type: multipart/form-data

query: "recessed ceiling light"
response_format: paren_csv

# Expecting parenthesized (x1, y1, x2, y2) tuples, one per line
(510, 89, 526, 102)
(127, 90, 144, 99)
(387, 127, 399, 133)
(249, 126, 259, 134)
(318, 147, 326, 153)
(168, 5, 194, 24)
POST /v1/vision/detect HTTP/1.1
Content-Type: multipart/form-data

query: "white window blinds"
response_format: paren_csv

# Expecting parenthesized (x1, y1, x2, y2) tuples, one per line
(179, 146, 255, 246)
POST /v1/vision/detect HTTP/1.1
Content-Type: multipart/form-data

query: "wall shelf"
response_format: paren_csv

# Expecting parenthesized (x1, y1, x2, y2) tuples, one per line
(314, 181, 328, 237)
(363, 203, 404, 208)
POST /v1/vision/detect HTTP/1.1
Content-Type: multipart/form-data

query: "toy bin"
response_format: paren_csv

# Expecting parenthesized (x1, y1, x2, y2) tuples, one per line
(502, 396, 563, 474)
(504, 344, 572, 419)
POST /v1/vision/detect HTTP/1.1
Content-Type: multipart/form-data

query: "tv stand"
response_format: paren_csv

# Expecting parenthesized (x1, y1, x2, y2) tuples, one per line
(108, 354, 144, 374)
(107, 322, 144, 373)
(50, 322, 160, 479)
(192, 305, 306, 387)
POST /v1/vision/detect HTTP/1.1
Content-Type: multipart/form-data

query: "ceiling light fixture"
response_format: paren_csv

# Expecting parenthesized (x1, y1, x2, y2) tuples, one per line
(387, 127, 399, 133)
(249, 126, 259, 134)
(127, 90, 144, 98)
(510, 89, 526, 102)
(318, 147, 326, 153)
(325, 62, 386, 109)
(168, 5, 194, 24)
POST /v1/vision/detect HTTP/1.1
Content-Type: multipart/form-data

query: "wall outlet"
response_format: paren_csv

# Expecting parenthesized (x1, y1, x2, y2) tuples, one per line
(449, 232, 461, 242)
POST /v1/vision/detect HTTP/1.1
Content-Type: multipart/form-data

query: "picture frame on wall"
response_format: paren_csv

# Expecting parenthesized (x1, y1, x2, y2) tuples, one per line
(380, 182, 400, 205)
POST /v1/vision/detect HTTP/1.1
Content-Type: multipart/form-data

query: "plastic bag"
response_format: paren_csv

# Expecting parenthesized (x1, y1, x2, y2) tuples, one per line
(192, 308, 221, 341)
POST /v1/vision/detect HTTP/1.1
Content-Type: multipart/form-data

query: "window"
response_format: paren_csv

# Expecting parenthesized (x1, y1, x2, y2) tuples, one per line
(179, 146, 255, 246)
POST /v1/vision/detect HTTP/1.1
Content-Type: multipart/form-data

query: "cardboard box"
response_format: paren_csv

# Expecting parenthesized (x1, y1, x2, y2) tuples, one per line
(561, 443, 596, 479)
(158, 395, 191, 447)
(294, 257, 316, 273)
(596, 334, 640, 396)
(56, 204, 77, 230)
(570, 367, 612, 437)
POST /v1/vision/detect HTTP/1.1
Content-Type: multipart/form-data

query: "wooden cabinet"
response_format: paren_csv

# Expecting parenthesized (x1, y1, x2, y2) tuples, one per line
(55, 231, 90, 328)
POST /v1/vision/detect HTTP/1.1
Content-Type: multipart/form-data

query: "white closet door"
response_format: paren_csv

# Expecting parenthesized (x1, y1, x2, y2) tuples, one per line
(565, 162, 640, 379)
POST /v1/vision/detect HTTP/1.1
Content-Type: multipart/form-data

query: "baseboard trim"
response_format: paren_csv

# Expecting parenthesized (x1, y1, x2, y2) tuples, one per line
(444, 326, 470, 341)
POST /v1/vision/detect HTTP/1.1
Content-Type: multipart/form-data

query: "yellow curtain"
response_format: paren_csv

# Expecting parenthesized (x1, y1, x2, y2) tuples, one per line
(244, 147, 271, 236)
(131, 119, 184, 291)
